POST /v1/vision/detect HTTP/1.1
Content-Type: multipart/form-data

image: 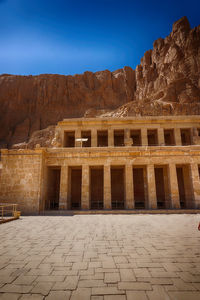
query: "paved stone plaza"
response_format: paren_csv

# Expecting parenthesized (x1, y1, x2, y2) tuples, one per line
(0, 214, 200, 300)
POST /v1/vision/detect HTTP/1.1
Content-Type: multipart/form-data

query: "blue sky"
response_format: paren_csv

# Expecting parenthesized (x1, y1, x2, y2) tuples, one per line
(0, 0, 199, 75)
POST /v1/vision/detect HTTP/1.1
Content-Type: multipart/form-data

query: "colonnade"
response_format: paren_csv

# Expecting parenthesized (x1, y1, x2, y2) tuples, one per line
(57, 162, 200, 210)
(62, 124, 195, 147)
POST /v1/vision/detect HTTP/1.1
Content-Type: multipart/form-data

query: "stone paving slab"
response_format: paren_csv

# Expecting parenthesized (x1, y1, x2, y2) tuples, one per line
(0, 214, 200, 299)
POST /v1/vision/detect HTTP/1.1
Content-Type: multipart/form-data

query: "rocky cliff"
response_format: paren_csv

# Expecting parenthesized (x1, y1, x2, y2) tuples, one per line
(0, 67, 135, 147)
(100, 16, 200, 118)
(0, 16, 199, 148)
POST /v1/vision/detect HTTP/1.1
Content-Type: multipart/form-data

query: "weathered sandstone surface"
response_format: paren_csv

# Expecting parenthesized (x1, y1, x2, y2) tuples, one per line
(101, 17, 200, 118)
(0, 67, 135, 148)
(0, 16, 199, 148)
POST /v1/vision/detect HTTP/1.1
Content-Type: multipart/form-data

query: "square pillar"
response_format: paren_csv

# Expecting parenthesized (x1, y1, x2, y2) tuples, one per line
(190, 163, 200, 209)
(75, 128, 81, 147)
(168, 164, 180, 208)
(81, 165, 90, 209)
(91, 129, 97, 147)
(108, 128, 114, 147)
(174, 128, 182, 146)
(104, 164, 111, 209)
(158, 128, 165, 146)
(59, 166, 68, 210)
(147, 164, 157, 209)
(141, 128, 148, 146)
(125, 164, 134, 209)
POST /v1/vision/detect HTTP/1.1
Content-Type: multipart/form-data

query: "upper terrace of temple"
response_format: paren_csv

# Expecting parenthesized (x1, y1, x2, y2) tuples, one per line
(56, 116, 200, 148)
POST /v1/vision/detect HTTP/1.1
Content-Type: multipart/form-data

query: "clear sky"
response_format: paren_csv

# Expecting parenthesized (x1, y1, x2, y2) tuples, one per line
(0, 0, 199, 76)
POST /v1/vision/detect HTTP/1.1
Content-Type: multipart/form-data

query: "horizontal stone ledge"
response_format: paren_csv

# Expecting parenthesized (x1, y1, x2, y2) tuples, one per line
(33, 209, 200, 216)
(58, 115, 200, 126)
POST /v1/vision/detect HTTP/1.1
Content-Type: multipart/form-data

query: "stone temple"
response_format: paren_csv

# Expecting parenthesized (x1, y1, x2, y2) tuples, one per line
(0, 115, 200, 214)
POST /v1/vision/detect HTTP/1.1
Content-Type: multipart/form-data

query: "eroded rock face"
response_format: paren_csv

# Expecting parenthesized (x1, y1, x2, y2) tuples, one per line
(11, 126, 58, 149)
(134, 16, 200, 106)
(0, 16, 200, 148)
(100, 16, 200, 118)
(0, 67, 135, 147)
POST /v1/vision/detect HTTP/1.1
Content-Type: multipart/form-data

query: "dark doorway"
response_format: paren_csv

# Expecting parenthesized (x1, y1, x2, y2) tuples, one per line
(155, 167, 165, 208)
(111, 167, 124, 209)
(130, 130, 141, 146)
(176, 167, 186, 208)
(97, 130, 108, 147)
(147, 129, 158, 146)
(64, 131, 75, 147)
(46, 167, 61, 210)
(114, 130, 124, 146)
(133, 168, 145, 208)
(176, 165, 193, 209)
(81, 131, 91, 147)
(181, 129, 191, 145)
(164, 129, 175, 146)
(90, 167, 104, 209)
(70, 168, 82, 209)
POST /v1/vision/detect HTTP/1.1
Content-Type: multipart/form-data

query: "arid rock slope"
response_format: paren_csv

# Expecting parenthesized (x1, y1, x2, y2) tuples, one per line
(101, 16, 200, 118)
(0, 16, 199, 148)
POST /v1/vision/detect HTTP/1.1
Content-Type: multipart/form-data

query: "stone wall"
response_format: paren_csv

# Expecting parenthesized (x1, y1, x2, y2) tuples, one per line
(0, 149, 43, 213)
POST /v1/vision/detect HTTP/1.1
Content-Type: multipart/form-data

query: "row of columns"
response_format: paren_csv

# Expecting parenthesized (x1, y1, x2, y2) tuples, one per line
(59, 163, 200, 210)
(71, 127, 184, 147)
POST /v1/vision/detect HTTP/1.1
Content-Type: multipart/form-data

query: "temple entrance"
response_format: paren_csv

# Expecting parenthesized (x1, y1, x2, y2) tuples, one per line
(147, 129, 158, 146)
(46, 167, 61, 210)
(114, 130, 124, 146)
(155, 167, 165, 208)
(181, 129, 191, 145)
(81, 131, 91, 147)
(97, 130, 108, 147)
(164, 129, 175, 146)
(70, 167, 82, 209)
(111, 167, 124, 209)
(130, 130, 141, 146)
(90, 167, 104, 209)
(64, 131, 75, 147)
(176, 167, 186, 208)
(133, 167, 145, 208)
(176, 165, 193, 208)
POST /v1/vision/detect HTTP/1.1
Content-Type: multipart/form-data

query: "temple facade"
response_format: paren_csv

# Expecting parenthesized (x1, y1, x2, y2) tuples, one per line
(1, 116, 200, 214)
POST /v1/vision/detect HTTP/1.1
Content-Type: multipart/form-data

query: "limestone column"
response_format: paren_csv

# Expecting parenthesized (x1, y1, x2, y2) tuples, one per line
(141, 128, 148, 146)
(190, 163, 200, 209)
(104, 164, 111, 209)
(147, 164, 157, 209)
(168, 163, 180, 208)
(108, 128, 114, 147)
(75, 128, 81, 147)
(61, 130, 65, 147)
(125, 164, 134, 209)
(158, 128, 165, 146)
(81, 165, 90, 209)
(174, 128, 182, 146)
(91, 129, 97, 147)
(59, 166, 68, 210)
